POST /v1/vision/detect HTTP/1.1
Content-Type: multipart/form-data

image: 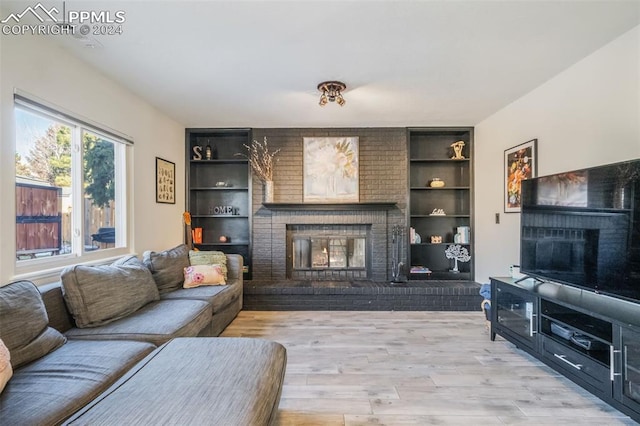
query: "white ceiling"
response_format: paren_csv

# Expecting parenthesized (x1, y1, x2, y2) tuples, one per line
(8, 0, 640, 127)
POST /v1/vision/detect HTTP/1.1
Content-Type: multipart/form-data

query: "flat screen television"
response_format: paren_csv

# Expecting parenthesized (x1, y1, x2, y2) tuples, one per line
(520, 159, 640, 303)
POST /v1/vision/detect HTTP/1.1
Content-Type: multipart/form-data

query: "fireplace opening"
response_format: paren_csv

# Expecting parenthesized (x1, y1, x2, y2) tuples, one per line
(293, 237, 366, 270)
(286, 224, 372, 280)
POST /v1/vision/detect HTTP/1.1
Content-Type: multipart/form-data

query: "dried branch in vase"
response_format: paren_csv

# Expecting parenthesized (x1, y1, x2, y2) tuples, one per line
(236, 137, 281, 182)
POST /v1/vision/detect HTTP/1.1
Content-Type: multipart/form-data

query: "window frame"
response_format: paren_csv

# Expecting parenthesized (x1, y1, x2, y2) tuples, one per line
(13, 92, 133, 277)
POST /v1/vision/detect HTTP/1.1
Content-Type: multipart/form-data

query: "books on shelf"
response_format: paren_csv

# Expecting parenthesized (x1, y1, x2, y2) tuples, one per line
(409, 227, 422, 244)
(410, 266, 432, 274)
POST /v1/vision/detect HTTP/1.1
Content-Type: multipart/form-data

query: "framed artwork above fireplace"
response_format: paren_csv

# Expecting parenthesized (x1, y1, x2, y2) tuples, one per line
(303, 137, 359, 203)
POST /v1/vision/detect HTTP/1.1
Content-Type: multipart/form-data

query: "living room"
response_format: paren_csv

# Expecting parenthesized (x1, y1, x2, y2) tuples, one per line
(1, 1, 639, 424)
(1, 1, 639, 284)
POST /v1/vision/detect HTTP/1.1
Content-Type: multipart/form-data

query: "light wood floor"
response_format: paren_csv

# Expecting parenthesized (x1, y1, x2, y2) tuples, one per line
(222, 311, 636, 425)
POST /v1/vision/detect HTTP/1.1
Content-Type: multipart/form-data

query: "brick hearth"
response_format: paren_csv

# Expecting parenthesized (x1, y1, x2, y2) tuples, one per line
(243, 280, 483, 311)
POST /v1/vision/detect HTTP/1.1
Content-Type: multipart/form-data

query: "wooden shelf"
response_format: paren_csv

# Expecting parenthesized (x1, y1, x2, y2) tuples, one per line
(195, 242, 250, 247)
(411, 215, 470, 218)
(191, 215, 249, 218)
(190, 159, 247, 164)
(262, 202, 397, 211)
(190, 187, 249, 191)
(410, 158, 471, 163)
(412, 242, 471, 246)
(410, 187, 470, 190)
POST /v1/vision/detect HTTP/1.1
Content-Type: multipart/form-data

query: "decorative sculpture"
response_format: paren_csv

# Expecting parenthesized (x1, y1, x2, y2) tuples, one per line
(450, 140, 466, 160)
(445, 244, 471, 273)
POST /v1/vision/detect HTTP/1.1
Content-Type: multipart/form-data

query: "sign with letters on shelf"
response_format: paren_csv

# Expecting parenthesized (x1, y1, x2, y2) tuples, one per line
(209, 205, 239, 215)
(192, 145, 203, 160)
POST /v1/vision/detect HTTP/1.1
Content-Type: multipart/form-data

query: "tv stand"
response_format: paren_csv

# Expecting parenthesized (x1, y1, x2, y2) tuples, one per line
(514, 274, 544, 285)
(491, 277, 640, 422)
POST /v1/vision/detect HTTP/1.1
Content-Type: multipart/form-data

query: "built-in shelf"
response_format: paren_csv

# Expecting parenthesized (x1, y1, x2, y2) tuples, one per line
(410, 158, 471, 163)
(186, 128, 253, 279)
(410, 187, 470, 190)
(190, 187, 249, 191)
(408, 127, 474, 280)
(411, 215, 471, 218)
(190, 159, 248, 164)
(262, 202, 397, 211)
(191, 215, 249, 218)
(195, 242, 250, 247)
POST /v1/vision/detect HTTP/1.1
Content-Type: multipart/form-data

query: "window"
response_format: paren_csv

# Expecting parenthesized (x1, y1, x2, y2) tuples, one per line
(14, 94, 130, 266)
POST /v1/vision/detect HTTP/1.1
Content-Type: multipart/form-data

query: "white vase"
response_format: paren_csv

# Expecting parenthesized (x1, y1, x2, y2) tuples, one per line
(263, 180, 274, 203)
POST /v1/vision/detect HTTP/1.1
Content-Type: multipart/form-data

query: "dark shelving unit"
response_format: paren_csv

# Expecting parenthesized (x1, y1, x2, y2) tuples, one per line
(185, 129, 252, 279)
(407, 128, 474, 280)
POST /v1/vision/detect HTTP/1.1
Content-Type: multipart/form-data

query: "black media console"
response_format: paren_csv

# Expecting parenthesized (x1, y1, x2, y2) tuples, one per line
(491, 277, 640, 422)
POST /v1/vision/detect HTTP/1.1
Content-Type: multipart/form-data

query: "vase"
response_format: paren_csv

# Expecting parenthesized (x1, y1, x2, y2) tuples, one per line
(429, 178, 445, 188)
(263, 180, 274, 203)
(613, 185, 627, 209)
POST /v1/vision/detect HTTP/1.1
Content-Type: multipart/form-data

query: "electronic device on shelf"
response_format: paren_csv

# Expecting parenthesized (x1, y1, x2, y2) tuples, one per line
(570, 333, 608, 351)
(519, 158, 640, 303)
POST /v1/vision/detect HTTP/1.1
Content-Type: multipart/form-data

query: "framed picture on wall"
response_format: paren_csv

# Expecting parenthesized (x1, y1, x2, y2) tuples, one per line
(504, 139, 537, 213)
(303, 137, 359, 203)
(156, 157, 175, 204)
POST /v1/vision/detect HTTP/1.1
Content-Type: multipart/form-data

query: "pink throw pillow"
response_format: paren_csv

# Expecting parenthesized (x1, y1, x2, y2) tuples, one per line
(183, 264, 226, 288)
(0, 338, 13, 394)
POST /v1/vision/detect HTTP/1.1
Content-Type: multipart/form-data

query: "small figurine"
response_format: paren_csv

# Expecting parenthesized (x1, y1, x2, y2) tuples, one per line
(451, 140, 466, 160)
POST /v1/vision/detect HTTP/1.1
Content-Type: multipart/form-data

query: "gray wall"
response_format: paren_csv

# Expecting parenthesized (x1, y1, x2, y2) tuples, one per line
(250, 128, 407, 281)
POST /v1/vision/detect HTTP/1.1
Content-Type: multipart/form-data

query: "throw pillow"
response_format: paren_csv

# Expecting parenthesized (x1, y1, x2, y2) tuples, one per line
(61, 255, 160, 328)
(0, 281, 66, 368)
(0, 338, 12, 393)
(183, 264, 226, 288)
(143, 244, 190, 294)
(189, 250, 228, 280)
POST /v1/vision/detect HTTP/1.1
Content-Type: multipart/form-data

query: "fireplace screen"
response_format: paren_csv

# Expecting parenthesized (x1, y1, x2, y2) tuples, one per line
(292, 237, 366, 270)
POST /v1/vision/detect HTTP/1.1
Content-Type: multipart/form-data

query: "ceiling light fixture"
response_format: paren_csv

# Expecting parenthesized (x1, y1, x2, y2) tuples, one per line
(317, 81, 346, 107)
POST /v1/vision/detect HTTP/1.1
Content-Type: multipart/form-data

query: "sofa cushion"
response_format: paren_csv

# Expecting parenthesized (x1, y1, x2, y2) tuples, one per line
(162, 279, 241, 314)
(64, 338, 287, 426)
(0, 339, 155, 425)
(65, 299, 212, 346)
(183, 264, 226, 288)
(189, 250, 228, 280)
(61, 255, 160, 328)
(0, 339, 12, 394)
(0, 280, 66, 368)
(144, 244, 190, 294)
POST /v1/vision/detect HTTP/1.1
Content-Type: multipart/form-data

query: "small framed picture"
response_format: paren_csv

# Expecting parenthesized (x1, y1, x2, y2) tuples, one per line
(156, 157, 175, 204)
(504, 139, 537, 213)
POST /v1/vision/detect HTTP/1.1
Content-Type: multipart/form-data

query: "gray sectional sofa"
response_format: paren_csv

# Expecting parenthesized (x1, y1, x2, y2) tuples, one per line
(0, 245, 287, 425)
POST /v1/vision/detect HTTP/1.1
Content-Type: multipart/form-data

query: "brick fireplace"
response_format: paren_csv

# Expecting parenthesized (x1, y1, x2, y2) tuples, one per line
(249, 128, 408, 282)
(259, 209, 391, 281)
(241, 128, 482, 310)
